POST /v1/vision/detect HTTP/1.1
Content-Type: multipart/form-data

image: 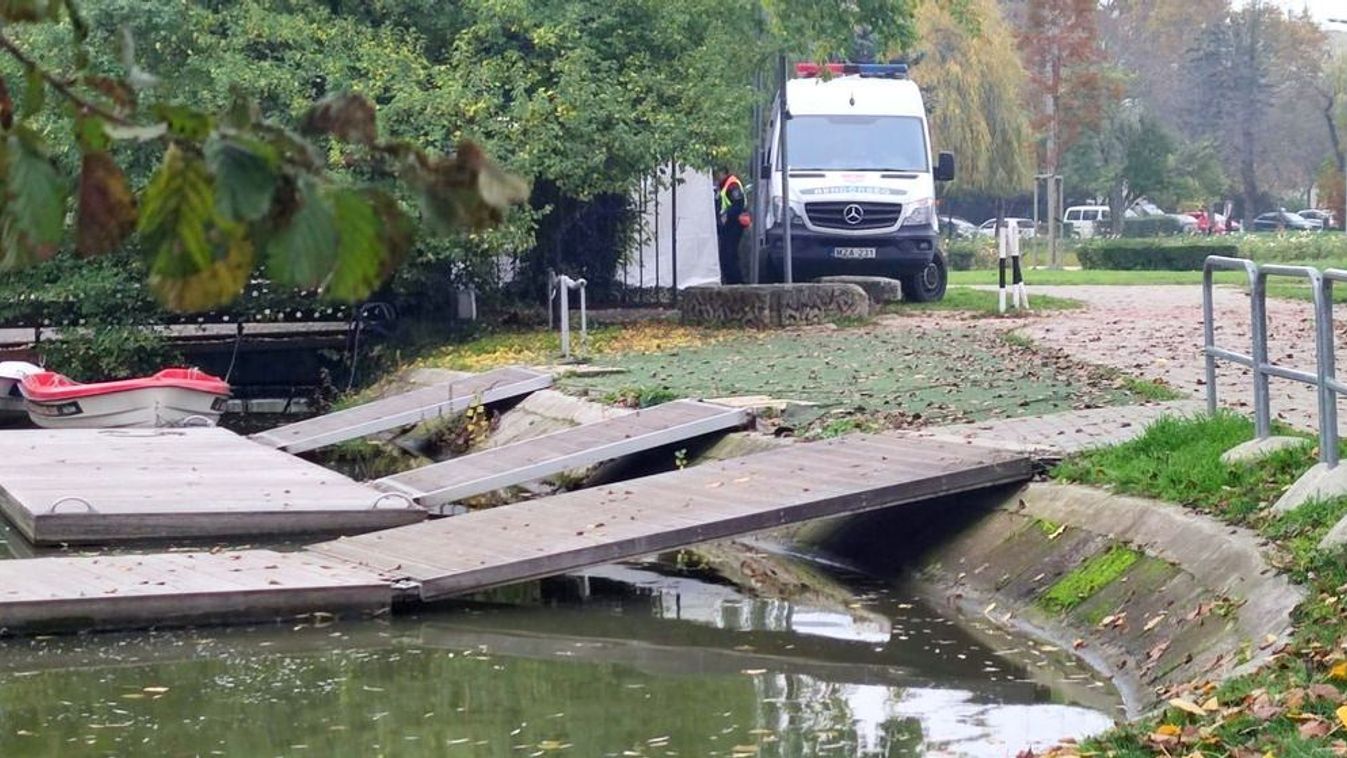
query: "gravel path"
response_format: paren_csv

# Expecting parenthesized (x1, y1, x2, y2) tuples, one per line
(1011, 285, 1344, 433)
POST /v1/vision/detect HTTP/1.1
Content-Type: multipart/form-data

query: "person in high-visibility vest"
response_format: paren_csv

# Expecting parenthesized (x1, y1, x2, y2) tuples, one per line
(714, 169, 749, 284)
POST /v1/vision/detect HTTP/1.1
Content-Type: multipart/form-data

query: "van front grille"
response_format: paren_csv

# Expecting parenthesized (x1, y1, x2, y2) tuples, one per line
(805, 201, 902, 231)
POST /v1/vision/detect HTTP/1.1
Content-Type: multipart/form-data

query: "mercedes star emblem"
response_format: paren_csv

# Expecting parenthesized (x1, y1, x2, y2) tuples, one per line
(843, 204, 865, 225)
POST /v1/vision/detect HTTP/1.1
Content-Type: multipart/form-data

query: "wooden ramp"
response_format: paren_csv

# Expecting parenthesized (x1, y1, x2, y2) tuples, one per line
(311, 434, 1032, 601)
(251, 366, 552, 454)
(0, 550, 391, 633)
(375, 400, 749, 508)
(0, 428, 425, 544)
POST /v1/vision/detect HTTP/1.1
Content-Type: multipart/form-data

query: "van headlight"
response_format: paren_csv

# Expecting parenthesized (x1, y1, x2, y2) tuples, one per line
(903, 198, 935, 228)
(772, 198, 805, 226)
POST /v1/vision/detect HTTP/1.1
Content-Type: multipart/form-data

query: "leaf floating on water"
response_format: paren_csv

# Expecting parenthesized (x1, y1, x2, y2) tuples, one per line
(141, 686, 169, 694)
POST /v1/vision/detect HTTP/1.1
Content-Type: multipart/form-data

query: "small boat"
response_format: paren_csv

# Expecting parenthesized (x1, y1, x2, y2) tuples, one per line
(0, 362, 41, 424)
(21, 368, 232, 429)
(0, 361, 42, 398)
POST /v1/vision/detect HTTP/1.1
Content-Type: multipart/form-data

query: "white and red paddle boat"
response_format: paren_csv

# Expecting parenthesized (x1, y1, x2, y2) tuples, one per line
(20, 368, 232, 429)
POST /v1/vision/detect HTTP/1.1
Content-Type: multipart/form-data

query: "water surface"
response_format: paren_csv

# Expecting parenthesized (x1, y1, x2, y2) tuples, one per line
(0, 558, 1117, 756)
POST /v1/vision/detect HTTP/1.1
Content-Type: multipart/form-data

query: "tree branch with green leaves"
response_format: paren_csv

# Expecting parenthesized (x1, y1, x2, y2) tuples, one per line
(0, 0, 528, 312)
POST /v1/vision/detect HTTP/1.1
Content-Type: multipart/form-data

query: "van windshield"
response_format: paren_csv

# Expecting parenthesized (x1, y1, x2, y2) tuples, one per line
(786, 115, 929, 172)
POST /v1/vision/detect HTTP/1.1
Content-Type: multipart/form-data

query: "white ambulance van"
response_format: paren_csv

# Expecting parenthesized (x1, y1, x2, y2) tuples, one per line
(758, 62, 955, 301)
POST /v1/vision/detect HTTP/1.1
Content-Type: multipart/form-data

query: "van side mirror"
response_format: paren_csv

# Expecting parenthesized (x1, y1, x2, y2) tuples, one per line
(760, 161, 771, 179)
(935, 152, 955, 182)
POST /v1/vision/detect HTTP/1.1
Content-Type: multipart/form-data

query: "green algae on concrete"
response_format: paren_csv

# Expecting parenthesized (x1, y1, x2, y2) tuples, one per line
(1039, 545, 1142, 614)
(561, 323, 1151, 429)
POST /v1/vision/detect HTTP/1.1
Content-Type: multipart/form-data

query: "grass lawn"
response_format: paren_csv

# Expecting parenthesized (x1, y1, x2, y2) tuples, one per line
(1050, 412, 1347, 757)
(884, 286, 1083, 315)
(406, 321, 725, 372)
(949, 268, 1213, 287)
(951, 264, 1347, 305)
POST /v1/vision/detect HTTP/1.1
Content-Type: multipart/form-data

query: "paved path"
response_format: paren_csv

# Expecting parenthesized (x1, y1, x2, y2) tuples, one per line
(913, 400, 1206, 457)
(1012, 285, 1342, 433)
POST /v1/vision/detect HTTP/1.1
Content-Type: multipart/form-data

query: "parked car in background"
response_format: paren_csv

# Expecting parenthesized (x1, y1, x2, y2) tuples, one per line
(1299, 209, 1336, 230)
(1063, 205, 1111, 239)
(1253, 211, 1319, 232)
(977, 217, 1036, 239)
(1171, 213, 1199, 234)
(1187, 211, 1240, 234)
(939, 215, 978, 239)
(1127, 197, 1197, 234)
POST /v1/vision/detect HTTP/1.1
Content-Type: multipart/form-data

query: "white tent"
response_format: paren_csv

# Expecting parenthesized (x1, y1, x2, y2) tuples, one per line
(621, 165, 722, 290)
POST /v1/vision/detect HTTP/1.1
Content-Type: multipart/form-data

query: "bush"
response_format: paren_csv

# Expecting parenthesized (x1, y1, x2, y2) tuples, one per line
(37, 326, 182, 382)
(943, 239, 995, 270)
(1122, 216, 1183, 238)
(944, 241, 977, 271)
(1233, 232, 1347, 262)
(1077, 240, 1239, 270)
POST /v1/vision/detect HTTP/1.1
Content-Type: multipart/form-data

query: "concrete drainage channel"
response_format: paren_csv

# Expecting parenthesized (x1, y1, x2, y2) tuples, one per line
(797, 480, 1302, 718)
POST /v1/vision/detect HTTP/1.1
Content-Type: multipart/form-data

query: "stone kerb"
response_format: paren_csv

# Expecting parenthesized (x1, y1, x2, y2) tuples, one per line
(680, 283, 870, 328)
(814, 275, 903, 306)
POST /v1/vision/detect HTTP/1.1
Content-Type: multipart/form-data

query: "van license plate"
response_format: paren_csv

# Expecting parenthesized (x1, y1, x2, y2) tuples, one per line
(833, 247, 877, 259)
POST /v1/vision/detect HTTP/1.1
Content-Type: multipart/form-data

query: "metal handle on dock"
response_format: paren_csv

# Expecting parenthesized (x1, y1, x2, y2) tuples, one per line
(370, 492, 419, 510)
(48, 496, 97, 514)
(175, 415, 216, 428)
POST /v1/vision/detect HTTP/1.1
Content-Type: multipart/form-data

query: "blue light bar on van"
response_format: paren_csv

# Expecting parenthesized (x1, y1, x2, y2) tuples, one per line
(794, 62, 908, 79)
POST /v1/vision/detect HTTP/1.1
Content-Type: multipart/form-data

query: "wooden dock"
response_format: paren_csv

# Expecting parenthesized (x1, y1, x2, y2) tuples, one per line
(374, 400, 749, 508)
(0, 550, 391, 633)
(0, 433, 1031, 634)
(0, 428, 425, 544)
(250, 366, 552, 454)
(311, 434, 1031, 601)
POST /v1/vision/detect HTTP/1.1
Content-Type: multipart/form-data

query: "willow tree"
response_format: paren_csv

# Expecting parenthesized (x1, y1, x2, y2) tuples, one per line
(909, 0, 1033, 197)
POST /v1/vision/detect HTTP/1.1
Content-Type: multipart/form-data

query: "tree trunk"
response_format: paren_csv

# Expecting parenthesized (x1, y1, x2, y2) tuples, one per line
(1109, 180, 1126, 236)
(1239, 6, 1261, 229)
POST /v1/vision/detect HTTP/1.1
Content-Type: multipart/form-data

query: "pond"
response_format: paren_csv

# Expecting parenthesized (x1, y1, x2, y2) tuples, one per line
(0, 553, 1117, 756)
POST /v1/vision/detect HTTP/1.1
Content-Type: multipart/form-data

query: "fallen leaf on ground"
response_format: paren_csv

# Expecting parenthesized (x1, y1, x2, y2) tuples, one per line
(1300, 718, 1332, 739)
(1168, 698, 1207, 717)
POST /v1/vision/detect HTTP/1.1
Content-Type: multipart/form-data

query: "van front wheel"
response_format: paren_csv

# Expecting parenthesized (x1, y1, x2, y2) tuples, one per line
(901, 252, 947, 302)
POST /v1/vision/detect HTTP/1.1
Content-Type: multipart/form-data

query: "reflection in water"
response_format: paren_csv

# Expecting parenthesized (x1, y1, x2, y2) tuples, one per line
(0, 555, 1116, 756)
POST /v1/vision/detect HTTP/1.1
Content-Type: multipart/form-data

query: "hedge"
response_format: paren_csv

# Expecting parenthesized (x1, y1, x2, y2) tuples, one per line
(944, 241, 978, 271)
(1077, 241, 1240, 271)
(1122, 216, 1184, 238)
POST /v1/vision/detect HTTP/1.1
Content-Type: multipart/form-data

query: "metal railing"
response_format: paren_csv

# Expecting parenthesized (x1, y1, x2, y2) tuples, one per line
(1202, 256, 1340, 468)
(548, 271, 588, 360)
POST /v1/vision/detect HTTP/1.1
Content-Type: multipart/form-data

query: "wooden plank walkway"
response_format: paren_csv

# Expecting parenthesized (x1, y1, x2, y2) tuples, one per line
(0, 550, 391, 633)
(310, 434, 1032, 601)
(250, 366, 553, 454)
(375, 400, 749, 508)
(0, 433, 1030, 634)
(0, 428, 425, 544)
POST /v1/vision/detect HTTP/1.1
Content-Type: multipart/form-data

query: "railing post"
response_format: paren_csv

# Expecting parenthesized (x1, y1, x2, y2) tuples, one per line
(578, 282, 588, 355)
(559, 280, 571, 360)
(1321, 274, 1341, 468)
(1250, 271, 1272, 440)
(1202, 264, 1218, 415)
